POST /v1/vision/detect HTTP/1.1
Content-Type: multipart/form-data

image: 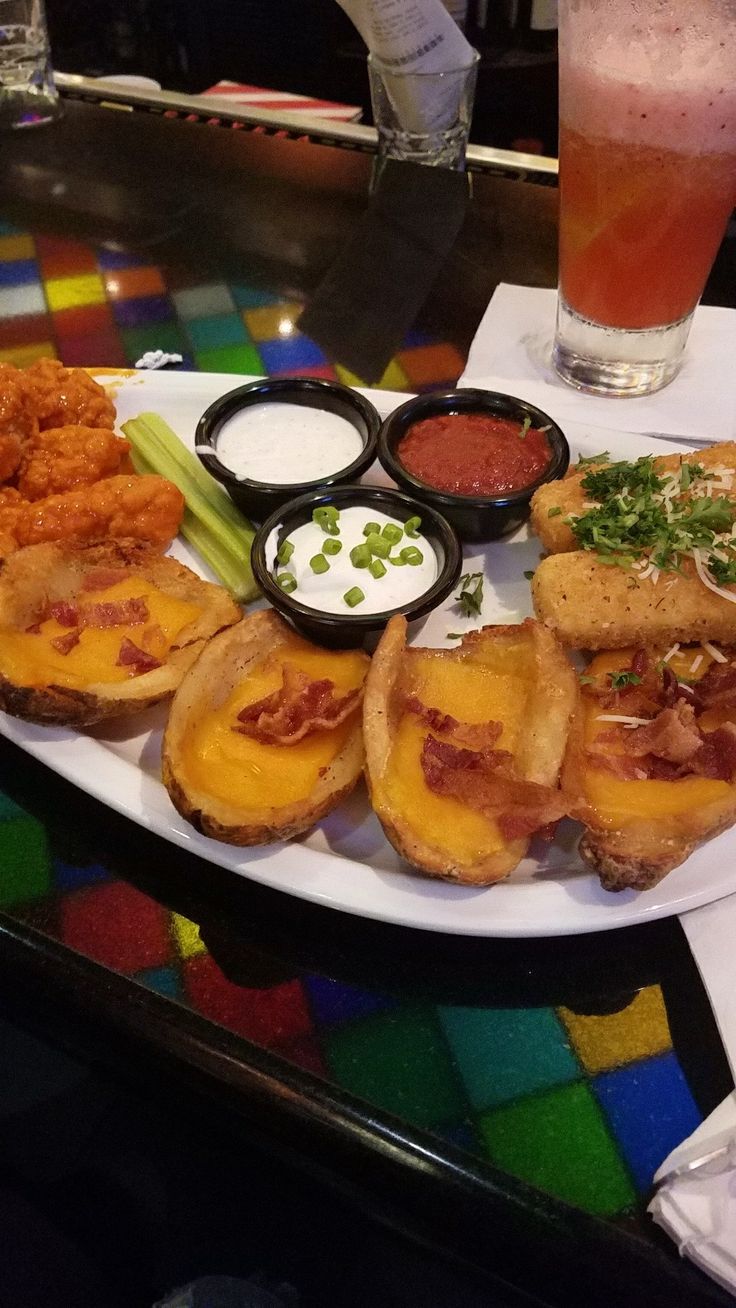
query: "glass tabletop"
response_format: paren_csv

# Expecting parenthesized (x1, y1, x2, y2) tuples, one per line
(0, 91, 734, 1298)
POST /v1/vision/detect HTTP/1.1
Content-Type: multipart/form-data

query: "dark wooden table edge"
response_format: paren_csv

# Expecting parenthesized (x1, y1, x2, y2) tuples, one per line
(0, 910, 730, 1308)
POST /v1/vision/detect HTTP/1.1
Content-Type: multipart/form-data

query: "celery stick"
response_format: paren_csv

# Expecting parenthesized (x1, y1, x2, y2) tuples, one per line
(124, 414, 258, 602)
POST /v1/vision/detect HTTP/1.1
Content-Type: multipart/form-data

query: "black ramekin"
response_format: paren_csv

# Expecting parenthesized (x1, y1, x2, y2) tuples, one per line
(378, 388, 570, 541)
(251, 484, 462, 648)
(196, 376, 381, 521)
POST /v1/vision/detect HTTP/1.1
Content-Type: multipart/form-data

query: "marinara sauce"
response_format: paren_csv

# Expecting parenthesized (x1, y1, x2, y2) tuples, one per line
(397, 412, 551, 496)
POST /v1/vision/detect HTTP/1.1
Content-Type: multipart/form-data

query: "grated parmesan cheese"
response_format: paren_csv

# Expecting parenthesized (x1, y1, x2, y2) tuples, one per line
(596, 714, 652, 727)
(702, 640, 728, 663)
(690, 654, 704, 674)
(663, 643, 680, 663)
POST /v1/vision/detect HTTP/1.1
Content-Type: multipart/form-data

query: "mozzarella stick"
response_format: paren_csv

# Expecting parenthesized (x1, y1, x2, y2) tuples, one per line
(532, 551, 736, 649)
(530, 442, 736, 554)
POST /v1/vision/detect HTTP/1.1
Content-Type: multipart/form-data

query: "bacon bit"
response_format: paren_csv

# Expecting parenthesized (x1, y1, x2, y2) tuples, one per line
(81, 568, 128, 592)
(404, 695, 503, 750)
(624, 702, 702, 764)
(420, 735, 568, 838)
(80, 596, 149, 629)
(586, 750, 649, 780)
(50, 629, 80, 655)
(696, 662, 736, 710)
(631, 648, 649, 678)
(116, 637, 161, 674)
(49, 600, 79, 627)
(688, 725, 736, 781)
(234, 663, 362, 745)
(25, 622, 42, 635)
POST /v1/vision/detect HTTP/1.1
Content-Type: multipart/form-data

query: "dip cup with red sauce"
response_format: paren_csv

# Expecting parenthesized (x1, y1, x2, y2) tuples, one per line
(378, 389, 569, 541)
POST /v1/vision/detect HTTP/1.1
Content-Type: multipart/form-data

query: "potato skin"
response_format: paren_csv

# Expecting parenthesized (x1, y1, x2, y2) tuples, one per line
(363, 616, 577, 886)
(530, 442, 736, 555)
(532, 552, 736, 650)
(162, 610, 368, 847)
(0, 539, 241, 726)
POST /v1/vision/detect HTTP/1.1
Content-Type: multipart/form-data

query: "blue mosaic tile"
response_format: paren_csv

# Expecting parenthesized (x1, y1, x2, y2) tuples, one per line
(593, 1052, 702, 1190)
(305, 974, 395, 1026)
(53, 859, 110, 891)
(112, 295, 173, 328)
(136, 966, 181, 998)
(259, 335, 327, 373)
(96, 247, 149, 270)
(0, 259, 39, 288)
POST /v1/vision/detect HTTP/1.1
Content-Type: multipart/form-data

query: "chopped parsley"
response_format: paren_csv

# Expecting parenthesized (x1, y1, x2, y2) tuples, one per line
(706, 552, 736, 587)
(523, 569, 535, 580)
(565, 455, 736, 574)
(455, 571, 484, 618)
(519, 416, 532, 440)
(608, 670, 643, 691)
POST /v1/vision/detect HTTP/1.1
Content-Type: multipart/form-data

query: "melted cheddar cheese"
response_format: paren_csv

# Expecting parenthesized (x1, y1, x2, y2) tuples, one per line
(378, 640, 534, 863)
(583, 648, 732, 828)
(181, 637, 367, 810)
(0, 577, 201, 689)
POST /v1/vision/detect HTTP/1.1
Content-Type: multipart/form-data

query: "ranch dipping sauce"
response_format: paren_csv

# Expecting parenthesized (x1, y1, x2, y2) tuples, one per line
(266, 506, 439, 615)
(211, 402, 364, 485)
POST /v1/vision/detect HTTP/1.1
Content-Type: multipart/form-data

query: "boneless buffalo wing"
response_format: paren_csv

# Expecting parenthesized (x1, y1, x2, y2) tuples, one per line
(0, 475, 185, 559)
(22, 359, 116, 430)
(17, 426, 131, 500)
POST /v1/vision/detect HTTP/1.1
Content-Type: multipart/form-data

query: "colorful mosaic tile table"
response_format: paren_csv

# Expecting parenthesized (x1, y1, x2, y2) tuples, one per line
(0, 95, 734, 1307)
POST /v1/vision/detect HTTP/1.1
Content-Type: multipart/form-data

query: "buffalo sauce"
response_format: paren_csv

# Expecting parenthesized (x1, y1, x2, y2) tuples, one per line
(397, 412, 551, 496)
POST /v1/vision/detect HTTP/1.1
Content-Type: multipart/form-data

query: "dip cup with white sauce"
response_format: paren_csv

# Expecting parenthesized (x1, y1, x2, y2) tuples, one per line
(195, 377, 381, 520)
(252, 486, 462, 648)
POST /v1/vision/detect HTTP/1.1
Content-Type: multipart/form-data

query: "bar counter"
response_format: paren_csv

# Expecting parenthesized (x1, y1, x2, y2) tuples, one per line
(0, 85, 734, 1306)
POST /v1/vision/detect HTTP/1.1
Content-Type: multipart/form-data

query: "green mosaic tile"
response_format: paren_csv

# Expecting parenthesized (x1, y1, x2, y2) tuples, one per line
(0, 792, 26, 821)
(120, 321, 187, 360)
(479, 1082, 636, 1216)
(195, 343, 263, 375)
(438, 1006, 579, 1110)
(326, 1005, 465, 1130)
(0, 816, 51, 905)
(186, 313, 249, 352)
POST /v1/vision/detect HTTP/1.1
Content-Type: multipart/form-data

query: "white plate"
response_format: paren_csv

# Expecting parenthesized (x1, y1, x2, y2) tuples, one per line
(2, 368, 735, 938)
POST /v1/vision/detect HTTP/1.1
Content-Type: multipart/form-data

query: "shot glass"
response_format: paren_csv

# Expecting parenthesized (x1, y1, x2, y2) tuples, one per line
(0, 0, 60, 129)
(552, 0, 736, 397)
(368, 51, 479, 172)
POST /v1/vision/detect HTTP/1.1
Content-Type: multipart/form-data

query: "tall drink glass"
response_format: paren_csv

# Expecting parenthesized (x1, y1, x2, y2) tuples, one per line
(552, 0, 736, 397)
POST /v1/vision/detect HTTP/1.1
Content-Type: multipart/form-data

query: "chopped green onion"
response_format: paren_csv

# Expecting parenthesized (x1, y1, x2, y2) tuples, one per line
(388, 554, 407, 566)
(382, 523, 403, 545)
(344, 586, 365, 608)
(310, 554, 329, 574)
(350, 543, 371, 568)
(362, 521, 381, 537)
(276, 573, 297, 593)
(313, 506, 340, 535)
(519, 416, 532, 440)
(323, 538, 342, 556)
(547, 506, 562, 518)
(404, 515, 421, 538)
(365, 532, 390, 558)
(277, 540, 294, 565)
(369, 558, 387, 579)
(122, 412, 258, 603)
(400, 546, 424, 566)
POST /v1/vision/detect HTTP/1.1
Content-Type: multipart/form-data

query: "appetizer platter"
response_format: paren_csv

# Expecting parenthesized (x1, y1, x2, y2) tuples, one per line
(4, 364, 736, 936)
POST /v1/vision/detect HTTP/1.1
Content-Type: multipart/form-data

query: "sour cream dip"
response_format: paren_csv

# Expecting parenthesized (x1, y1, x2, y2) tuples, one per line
(209, 402, 364, 485)
(265, 506, 439, 615)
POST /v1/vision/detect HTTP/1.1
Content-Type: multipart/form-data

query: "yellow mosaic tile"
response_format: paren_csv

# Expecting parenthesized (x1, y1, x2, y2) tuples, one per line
(336, 359, 409, 391)
(0, 234, 35, 262)
(0, 341, 56, 367)
(243, 302, 302, 342)
(558, 985, 671, 1075)
(171, 912, 206, 959)
(45, 273, 106, 312)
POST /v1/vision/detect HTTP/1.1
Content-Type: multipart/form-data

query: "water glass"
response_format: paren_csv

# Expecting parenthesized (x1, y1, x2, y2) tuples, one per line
(368, 51, 479, 171)
(0, 0, 59, 129)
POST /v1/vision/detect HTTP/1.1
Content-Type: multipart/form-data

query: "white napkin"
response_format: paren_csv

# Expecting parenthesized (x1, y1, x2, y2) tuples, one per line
(459, 283, 736, 444)
(649, 895, 736, 1294)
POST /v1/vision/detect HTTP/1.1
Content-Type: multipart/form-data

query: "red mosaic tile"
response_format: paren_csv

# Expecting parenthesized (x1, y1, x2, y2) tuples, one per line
(184, 955, 313, 1047)
(0, 312, 52, 349)
(59, 331, 128, 369)
(397, 342, 465, 387)
(271, 364, 339, 381)
(279, 1034, 328, 1078)
(53, 302, 115, 339)
(104, 267, 166, 301)
(60, 880, 170, 973)
(35, 235, 98, 278)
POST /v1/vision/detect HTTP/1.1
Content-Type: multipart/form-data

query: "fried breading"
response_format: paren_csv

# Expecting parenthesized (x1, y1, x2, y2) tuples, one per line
(23, 359, 115, 431)
(0, 364, 39, 482)
(530, 442, 736, 554)
(532, 550, 736, 649)
(0, 475, 184, 559)
(16, 425, 131, 500)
